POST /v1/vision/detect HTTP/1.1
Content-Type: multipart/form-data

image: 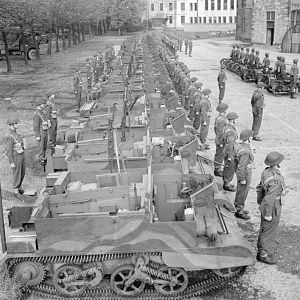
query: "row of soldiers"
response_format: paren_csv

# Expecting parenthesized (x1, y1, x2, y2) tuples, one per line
(158, 39, 285, 265)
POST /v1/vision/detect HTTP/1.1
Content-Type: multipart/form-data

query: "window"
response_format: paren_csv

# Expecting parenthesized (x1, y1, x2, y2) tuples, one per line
(181, 2, 185, 10)
(160, 3, 163, 11)
(190, 17, 193, 23)
(218, 16, 221, 23)
(213, 16, 217, 23)
(217, 0, 221, 10)
(169, 2, 173, 10)
(194, 17, 198, 23)
(205, 0, 209, 10)
(211, 0, 215, 10)
(181, 15, 185, 23)
(229, 16, 233, 23)
(190, 3, 193, 10)
(203, 17, 207, 23)
(267, 11, 275, 21)
(169, 16, 173, 24)
(209, 16, 212, 23)
(224, 0, 227, 10)
(230, 0, 234, 10)
(194, 3, 198, 11)
(223, 16, 226, 23)
(199, 17, 202, 23)
(150, 3, 154, 11)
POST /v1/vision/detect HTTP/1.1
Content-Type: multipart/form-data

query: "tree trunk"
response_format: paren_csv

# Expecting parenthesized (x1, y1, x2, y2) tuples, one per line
(88, 22, 92, 37)
(77, 22, 81, 43)
(62, 28, 66, 50)
(20, 28, 29, 65)
(72, 23, 77, 45)
(31, 27, 40, 61)
(55, 26, 60, 52)
(99, 21, 103, 35)
(118, 28, 121, 36)
(2, 31, 12, 73)
(68, 25, 72, 47)
(81, 23, 85, 42)
(47, 31, 52, 55)
(103, 20, 106, 34)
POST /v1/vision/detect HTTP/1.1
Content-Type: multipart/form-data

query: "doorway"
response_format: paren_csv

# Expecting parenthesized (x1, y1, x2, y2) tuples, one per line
(266, 28, 274, 45)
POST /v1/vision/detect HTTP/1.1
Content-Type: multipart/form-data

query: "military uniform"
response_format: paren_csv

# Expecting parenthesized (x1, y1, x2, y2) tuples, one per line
(45, 96, 58, 152)
(234, 129, 254, 219)
(290, 59, 299, 99)
(86, 59, 92, 93)
(239, 48, 245, 63)
(230, 46, 236, 60)
(256, 152, 285, 264)
(73, 70, 83, 109)
(251, 83, 264, 141)
(192, 101, 202, 130)
(33, 101, 48, 165)
(5, 118, 26, 193)
(262, 54, 270, 71)
(244, 48, 250, 65)
(254, 51, 260, 68)
(199, 89, 212, 148)
(217, 68, 227, 102)
(249, 49, 255, 67)
(188, 39, 193, 57)
(279, 57, 286, 80)
(184, 39, 188, 54)
(274, 56, 281, 77)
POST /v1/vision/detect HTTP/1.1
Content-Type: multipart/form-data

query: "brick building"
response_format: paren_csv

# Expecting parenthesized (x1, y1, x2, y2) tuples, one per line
(236, 0, 300, 47)
(148, 0, 237, 29)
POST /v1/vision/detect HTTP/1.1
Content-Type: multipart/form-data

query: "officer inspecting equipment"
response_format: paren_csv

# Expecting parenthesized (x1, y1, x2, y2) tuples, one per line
(45, 91, 58, 154)
(251, 82, 265, 141)
(199, 88, 212, 149)
(5, 118, 26, 194)
(217, 66, 227, 102)
(234, 129, 254, 220)
(214, 103, 228, 177)
(222, 112, 239, 192)
(73, 68, 83, 111)
(33, 99, 48, 169)
(256, 152, 285, 265)
(290, 58, 299, 99)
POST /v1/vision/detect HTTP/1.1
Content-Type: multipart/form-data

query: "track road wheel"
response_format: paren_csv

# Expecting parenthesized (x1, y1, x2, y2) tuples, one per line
(13, 261, 45, 286)
(111, 264, 145, 296)
(213, 266, 244, 278)
(154, 266, 188, 295)
(53, 264, 86, 296)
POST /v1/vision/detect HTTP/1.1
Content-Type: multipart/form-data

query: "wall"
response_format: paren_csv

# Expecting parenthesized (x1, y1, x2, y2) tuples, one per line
(183, 23, 235, 32)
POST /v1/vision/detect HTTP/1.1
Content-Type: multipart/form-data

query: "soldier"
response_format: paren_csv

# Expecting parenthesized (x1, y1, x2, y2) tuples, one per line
(239, 46, 245, 64)
(5, 118, 26, 194)
(33, 99, 48, 168)
(222, 112, 239, 192)
(214, 103, 229, 177)
(249, 48, 255, 66)
(279, 56, 286, 80)
(251, 82, 265, 141)
(262, 52, 270, 72)
(217, 66, 227, 102)
(199, 88, 212, 149)
(195, 81, 203, 92)
(234, 45, 240, 62)
(274, 56, 281, 77)
(85, 58, 92, 95)
(178, 35, 183, 52)
(244, 48, 250, 65)
(234, 129, 254, 220)
(92, 54, 99, 84)
(290, 58, 299, 99)
(192, 94, 202, 130)
(45, 91, 58, 154)
(254, 50, 260, 69)
(184, 39, 189, 54)
(230, 45, 236, 61)
(188, 39, 193, 57)
(73, 68, 83, 111)
(256, 152, 285, 265)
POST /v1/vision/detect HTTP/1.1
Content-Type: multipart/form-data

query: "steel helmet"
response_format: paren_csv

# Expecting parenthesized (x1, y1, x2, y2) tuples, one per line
(202, 88, 212, 95)
(226, 112, 239, 120)
(216, 102, 229, 113)
(240, 129, 253, 141)
(264, 151, 284, 166)
(7, 117, 19, 125)
(293, 58, 298, 64)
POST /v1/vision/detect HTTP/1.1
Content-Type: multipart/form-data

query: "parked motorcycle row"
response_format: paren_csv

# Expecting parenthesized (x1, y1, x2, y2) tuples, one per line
(220, 48, 300, 97)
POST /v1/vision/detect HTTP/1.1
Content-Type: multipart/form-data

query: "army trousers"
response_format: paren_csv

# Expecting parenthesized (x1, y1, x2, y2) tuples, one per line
(218, 83, 226, 101)
(200, 118, 211, 144)
(75, 87, 82, 108)
(185, 45, 188, 54)
(257, 200, 281, 257)
(214, 144, 224, 171)
(188, 46, 192, 57)
(87, 77, 92, 92)
(222, 158, 236, 185)
(234, 168, 252, 213)
(252, 107, 263, 136)
(193, 115, 201, 130)
(38, 130, 48, 163)
(48, 118, 57, 149)
(11, 151, 26, 189)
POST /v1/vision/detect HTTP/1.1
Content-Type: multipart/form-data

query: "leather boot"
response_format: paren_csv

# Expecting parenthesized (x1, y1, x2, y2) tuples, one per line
(214, 169, 223, 177)
(223, 184, 236, 192)
(256, 253, 277, 265)
(235, 212, 251, 220)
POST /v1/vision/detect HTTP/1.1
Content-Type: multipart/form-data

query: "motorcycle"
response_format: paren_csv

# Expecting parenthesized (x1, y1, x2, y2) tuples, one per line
(265, 74, 292, 96)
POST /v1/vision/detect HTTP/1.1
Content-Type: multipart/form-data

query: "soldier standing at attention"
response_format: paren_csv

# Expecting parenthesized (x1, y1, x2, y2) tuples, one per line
(33, 99, 48, 168)
(45, 91, 58, 155)
(230, 45, 236, 61)
(192, 94, 202, 131)
(86, 58, 92, 96)
(5, 118, 26, 194)
(178, 35, 183, 52)
(244, 48, 250, 65)
(184, 39, 189, 54)
(222, 112, 239, 192)
(249, 48, 255, 66)
(217, 66, 227, 103)
(188, 39, 193, 57)
(214, 103, 229, 177)
(274, 56, 281, 77)
(251, 82, 265, 141)
(199, 88, 212, 149)
(234, 129, 254, 220)
(262, 52, 270, 72)
(239, 46, 245, 64)
(290, 58, 299, 99)
(256, 152, 285, 265)
(254, 50, 260, 69)
(279, 56, 286, 80)
(73, 68, 83, 111)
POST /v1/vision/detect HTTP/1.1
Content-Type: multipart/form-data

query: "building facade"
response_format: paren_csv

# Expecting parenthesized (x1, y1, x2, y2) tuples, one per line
(236, 0, 300, 46)
(148, 0, 237, 29)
